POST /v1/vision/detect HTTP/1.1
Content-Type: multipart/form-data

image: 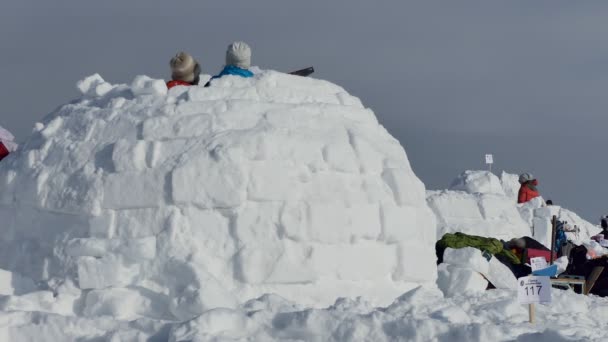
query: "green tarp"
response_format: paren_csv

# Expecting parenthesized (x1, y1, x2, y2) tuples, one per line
(436, 232, 521, 265)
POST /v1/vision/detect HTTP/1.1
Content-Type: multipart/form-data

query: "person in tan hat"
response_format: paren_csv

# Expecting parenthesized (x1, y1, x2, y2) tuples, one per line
(166, 52, 201, 89)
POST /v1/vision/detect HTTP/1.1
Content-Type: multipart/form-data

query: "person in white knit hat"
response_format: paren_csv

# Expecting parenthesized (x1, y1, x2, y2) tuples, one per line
(166, 51, 201, 89)
(0, 125, 18, 162)
(205, 41, 254, 87)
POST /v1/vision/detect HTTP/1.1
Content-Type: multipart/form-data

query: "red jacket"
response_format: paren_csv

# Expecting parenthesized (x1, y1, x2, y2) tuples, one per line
(518, 180, 540, 204)
(166, 80, 193, 89)
(0, 142, 9, 162)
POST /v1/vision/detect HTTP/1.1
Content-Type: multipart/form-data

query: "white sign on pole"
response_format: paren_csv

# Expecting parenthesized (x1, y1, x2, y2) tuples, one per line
(517, 276, 551, 305)
(530, 257, 548, 272)
(485, 154, 494, 164)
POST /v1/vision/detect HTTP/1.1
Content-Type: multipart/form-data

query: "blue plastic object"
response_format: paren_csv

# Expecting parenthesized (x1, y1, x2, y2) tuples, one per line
(531, 264, 558, 277)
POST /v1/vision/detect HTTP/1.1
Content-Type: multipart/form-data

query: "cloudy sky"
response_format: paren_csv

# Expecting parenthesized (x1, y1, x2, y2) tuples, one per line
(1, 0, 606, 221)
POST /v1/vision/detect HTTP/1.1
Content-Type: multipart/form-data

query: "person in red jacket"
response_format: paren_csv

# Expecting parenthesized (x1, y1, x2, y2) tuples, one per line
(0, 141, 9, 161)
(166, 52, 201, 89)
(517, 172, 540, 204)
(0, 125, 17, 162)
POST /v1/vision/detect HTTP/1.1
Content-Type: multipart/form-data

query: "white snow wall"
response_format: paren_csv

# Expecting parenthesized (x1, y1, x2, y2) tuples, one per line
(0, 71, 436, 316)
(428, 170, 600, 244)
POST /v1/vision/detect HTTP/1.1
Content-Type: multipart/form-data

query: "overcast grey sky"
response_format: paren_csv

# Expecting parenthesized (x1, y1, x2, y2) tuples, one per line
(1, 0, 606, 221)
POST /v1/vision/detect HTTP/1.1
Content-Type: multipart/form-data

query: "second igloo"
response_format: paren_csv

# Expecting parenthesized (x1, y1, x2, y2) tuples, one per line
(0, 71, 436, 320)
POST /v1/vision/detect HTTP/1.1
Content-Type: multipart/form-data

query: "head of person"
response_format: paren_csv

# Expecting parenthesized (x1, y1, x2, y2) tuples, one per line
(518, 173, 534, 185)
(170, 52, 201, 85)
(225, 41, 252, 69)
(546, 199, 553, 206)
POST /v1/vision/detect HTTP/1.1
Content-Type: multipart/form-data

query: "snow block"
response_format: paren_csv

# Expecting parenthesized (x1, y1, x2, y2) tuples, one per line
(443, 247, 489, 275)
(0, 269, 36, 296)
(485, 256, 517, 290)
(382, 169, 425, 206)
(437, 264, 488, 297)
(450, 170, 505, 196)
(130, 75, 167, 97)
(394, 242, 438, 282)
(77, 73, 113, 97)
(77, 256, 140, 289)
(66, 237, 156, 261)
(171, 153, 246, 208)
(103, 170, 165, 209)
(111, 139, 150, 172)
(142, 114, 213, 140)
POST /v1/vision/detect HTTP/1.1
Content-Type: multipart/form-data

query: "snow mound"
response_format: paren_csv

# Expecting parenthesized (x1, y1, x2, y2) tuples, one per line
(0, 71, 436, 323)
(449, 170, 505, 196)
(430, 170, 601, 247)
(428, 170, 531, 240)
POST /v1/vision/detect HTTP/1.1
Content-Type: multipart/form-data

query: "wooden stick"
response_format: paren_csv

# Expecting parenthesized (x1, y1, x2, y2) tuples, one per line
(584, 266, 605, 295)
(550, 215, 557, 264)
(529, 303, 536, 324)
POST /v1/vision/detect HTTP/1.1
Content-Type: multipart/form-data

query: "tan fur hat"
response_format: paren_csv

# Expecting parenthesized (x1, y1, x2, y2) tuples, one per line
(170, 52, 198, 83)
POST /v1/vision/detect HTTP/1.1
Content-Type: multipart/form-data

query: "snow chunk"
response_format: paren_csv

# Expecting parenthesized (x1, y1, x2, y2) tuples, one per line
(437, 264, 488, 297)
(76, 73, 113, 97)
(130, 75, 167, 96)
(443, 247, 489, 275)
(450, 170, 505, 196)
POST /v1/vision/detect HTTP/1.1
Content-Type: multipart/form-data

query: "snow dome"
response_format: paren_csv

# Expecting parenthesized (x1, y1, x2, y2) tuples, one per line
(0, 71, 436, 321)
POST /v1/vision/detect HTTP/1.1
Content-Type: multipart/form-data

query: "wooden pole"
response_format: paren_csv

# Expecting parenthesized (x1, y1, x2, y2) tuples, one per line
(550, 215, 557, 265)
(529, 303, 536, 324)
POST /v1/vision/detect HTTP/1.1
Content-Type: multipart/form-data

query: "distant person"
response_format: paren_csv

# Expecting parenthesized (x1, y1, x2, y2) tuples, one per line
(601, 216, 608, 239)
(546, 199, 553, 206)
(0, 125, 18, 162)
(166, 52, 201, 89)
(517, 173, 540, 204)
(205, 41, 253, 87)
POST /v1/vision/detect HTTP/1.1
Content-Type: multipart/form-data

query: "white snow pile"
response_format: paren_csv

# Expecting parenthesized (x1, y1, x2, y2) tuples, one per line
(427, 171, 532, 240)
(428, 170, 601, 246)
(0, 71, 440, 338)
(437, 247, 517, 298)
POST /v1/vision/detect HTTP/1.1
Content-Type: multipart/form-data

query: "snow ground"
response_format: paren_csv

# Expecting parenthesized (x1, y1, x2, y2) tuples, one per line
(0, 72, 605, 341)
(2, 287, 608, 341)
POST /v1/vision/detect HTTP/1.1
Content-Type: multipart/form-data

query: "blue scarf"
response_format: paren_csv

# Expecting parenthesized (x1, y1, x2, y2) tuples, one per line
(212, 65, 254, 80)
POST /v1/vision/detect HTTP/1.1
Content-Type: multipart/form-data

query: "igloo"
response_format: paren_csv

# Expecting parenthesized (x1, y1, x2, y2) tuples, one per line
(0, 71, 436, 320)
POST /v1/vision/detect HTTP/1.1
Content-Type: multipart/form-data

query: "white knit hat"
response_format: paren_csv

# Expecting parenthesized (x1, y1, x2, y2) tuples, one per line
(170, 52, 199, 83)
(225, 41, 252, 69)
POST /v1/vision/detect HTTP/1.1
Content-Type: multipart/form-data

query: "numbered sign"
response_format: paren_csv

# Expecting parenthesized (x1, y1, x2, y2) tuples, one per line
(485, 154, 494, 164)
(518, 276, 551, 304)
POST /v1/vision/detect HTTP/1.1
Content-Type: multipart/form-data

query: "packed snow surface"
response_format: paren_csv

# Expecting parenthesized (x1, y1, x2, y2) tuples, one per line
(0, 73, 605, 341)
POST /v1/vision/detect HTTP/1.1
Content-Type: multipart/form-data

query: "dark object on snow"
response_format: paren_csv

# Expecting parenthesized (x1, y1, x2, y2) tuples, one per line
(601, 216, 608, 239)
(435, 232, 520, 265)
(546, 199, 553, 205)
(505, 236, 549, 252)
(289, 67, 315, 77)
